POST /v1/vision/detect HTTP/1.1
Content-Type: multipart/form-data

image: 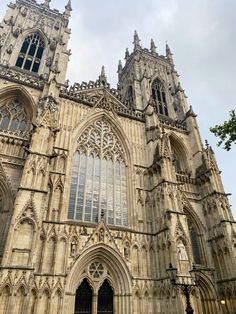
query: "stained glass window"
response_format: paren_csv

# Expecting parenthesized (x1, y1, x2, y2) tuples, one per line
(152, 79, 168, 116)
(187, 218, 202, 264)
(15, 33, 45, 73)
(0, 99, 28, 134)
(68, 119, 128, 226)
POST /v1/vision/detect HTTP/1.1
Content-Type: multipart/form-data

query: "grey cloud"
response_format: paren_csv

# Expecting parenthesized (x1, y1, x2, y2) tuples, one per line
(1, 0, 235, 217)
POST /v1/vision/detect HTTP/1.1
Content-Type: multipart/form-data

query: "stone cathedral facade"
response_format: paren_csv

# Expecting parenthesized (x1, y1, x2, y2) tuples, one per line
(0, 0, 235, 313)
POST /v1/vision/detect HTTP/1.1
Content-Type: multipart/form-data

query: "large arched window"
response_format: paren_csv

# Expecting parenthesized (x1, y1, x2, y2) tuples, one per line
(0, 99, 29, 134)
(151, 79, 168, 116)
(15, 32, 45, 73)
(187, 218, 202, 264)
(68, 119, 128, 226)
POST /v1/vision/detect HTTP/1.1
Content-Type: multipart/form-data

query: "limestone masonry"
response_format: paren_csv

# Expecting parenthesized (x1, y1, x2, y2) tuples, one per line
(0, 0, 235, 313)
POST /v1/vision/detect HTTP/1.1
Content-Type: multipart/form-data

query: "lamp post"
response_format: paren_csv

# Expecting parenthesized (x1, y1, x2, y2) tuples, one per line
(166, 263, 200, 314)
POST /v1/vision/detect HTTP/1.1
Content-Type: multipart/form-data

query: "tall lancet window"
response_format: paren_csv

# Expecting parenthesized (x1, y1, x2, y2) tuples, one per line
(68, 119, 128, 226)
(187, 218, 202, 264)
(15, 32, 45, 73)
(151, 79, 168, 116)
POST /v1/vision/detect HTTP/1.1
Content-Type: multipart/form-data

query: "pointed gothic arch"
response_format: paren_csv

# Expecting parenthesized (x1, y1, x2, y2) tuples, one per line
(183, 205, 207, 265)
(0, 85, 37, 125)
(0, 164, 14, 259)
(14, 29, 47, 74)
(65, 243, 132, 314)
(150, 76, 169, 116)
(67, 112, 133, 226)
(169, 133, 191, 173)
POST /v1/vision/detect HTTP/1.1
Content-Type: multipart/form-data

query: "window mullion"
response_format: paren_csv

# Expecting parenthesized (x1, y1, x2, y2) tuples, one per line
(119, 162, 123, 226)
(73, 152, 80, 220)
(82, 153, 88, 221)
(22, 37, 32, 69)
(91, 155, 95, 222)
(113, 158, 116, 225)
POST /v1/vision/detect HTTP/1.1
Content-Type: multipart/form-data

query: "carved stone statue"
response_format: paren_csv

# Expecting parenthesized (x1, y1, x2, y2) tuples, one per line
(177, 240, 188, 261)
(70, 241, 77, 257)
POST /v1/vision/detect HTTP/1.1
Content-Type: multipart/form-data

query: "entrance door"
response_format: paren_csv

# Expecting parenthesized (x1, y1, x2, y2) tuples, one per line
(75, 279, 92, 314)
(97, 280, 113, 314)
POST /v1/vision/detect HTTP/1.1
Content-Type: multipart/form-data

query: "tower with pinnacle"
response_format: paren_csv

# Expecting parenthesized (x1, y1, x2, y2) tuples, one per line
(0, 1, 235, 314)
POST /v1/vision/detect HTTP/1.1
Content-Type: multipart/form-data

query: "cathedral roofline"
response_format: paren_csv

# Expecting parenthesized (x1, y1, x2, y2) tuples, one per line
(15, 0, 68, 20)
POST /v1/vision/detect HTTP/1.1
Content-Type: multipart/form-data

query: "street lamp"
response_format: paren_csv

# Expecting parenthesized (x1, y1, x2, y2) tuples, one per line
(166, 263, 199, 314)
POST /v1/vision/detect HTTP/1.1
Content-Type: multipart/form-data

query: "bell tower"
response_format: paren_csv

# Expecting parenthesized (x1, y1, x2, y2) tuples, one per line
(0, 0, 72, 84)
(118, 31, 188, 122)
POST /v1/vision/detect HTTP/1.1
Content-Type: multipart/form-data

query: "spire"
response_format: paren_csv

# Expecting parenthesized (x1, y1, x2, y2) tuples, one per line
(118, 60, 123, 79)
(118, 60, 123, 73)
(166, 42, 174, 65)
(99, 65, 107, 85)
(43, 0, 51, 8)
(133, 30, 141, 51)
(125, 48, 130, 60)
(64, 0, 72, 18)
(150, 38, 156, 54)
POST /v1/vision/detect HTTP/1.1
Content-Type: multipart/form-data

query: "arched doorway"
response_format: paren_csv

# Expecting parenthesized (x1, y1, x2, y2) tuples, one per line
(98, 280, 113, 314)
(75, 279, 93, 314)
(66, 243, 132, 314)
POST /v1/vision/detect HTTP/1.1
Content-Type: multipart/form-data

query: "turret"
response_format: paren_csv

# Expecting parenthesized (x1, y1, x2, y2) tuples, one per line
(64, 0, 72, 19)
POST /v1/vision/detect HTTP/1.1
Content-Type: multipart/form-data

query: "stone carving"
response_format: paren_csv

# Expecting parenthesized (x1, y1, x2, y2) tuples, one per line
(38, 96, 58, 114)
(46, 57, 52, 67)
(6, 44, 13, 54)
(70, 240, 77, 257)
(20, 7, 28, 17)
(177, 240, 188, 261)
(49, 38, 57, 51)
(12, 27, 22, 38)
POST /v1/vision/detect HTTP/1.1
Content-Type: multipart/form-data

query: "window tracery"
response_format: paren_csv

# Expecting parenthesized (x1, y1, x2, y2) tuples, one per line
(187, 218, 202, 264)
(0, 99, 29, 134)
(68, 119, 128, 226)
(15, 32, 45, 73)
(151, 79, 168, 116)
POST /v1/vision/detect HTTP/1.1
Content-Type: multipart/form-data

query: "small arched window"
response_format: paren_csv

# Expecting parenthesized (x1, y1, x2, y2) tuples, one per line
(187, 218, 202, 264)
(15, 32, 45, 73)
(68, 119, 128, 227)
(151, 79, 168, 116)
(0, 99, 29, 134)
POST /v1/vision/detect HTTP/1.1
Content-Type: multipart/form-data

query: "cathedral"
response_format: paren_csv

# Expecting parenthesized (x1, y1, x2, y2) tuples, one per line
(0, 0, 236, 313)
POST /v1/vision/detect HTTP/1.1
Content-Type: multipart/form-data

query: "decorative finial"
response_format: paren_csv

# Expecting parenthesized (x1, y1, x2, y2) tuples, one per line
(133, 30, 141, 50)
(150, 38, 156, 54)
(166, 42, 174, 65)
(101, 208, 105, 220)
(65, 0, 72, 11)
(125, 48, 130, 60)
(64, 0, 72, 18)
(205, 140, 209, 149)
(43, 0, 51, 8)
(99, 65, 107, 85)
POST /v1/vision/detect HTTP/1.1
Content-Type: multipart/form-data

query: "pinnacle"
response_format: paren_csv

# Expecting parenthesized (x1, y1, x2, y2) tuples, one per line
(65, 0, 72, 11)
(133, 30, 141, 50)
(43, 0, 51, 8)
(150, 38, 156, 53)
(99, 65, 107, 85)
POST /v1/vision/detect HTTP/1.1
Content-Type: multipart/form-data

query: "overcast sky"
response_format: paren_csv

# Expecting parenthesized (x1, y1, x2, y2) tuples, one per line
(1, 0, 235, 218)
